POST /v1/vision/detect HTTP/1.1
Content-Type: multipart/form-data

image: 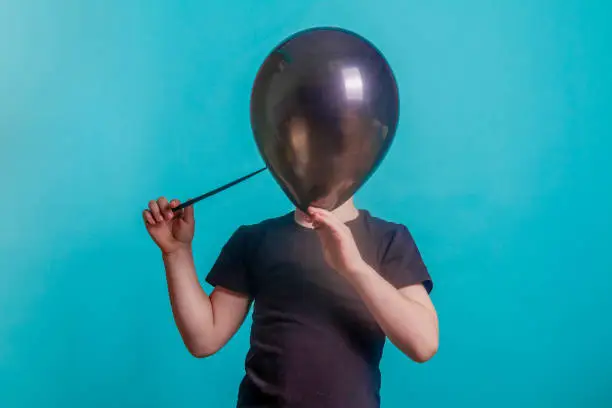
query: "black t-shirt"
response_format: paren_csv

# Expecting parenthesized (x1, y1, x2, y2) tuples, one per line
(206, 210, 432, 408)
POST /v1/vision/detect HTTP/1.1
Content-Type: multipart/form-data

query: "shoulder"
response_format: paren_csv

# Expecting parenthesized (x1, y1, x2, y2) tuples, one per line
(218, 214, 291, 261)
(362, 210, 412, 240)
(232, 212, 293, 241)
(360, 210, 419, 259)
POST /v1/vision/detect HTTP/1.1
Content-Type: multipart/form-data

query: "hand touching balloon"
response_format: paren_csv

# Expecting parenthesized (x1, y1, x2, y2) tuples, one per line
(307, 207, 367, 276)
(143, 197, 195, 255)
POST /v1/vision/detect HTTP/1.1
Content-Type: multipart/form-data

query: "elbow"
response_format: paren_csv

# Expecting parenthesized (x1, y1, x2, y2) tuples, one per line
(410, 340, 439, 364)
(189, 348, 216, 359)
(186, 341, 219, 359)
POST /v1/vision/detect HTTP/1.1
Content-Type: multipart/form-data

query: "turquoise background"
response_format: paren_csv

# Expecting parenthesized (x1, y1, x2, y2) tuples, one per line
(1, 1, 611, 407)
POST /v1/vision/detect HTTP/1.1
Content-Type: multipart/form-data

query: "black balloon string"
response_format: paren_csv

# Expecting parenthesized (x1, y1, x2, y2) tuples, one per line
(171, 167, 267, 212)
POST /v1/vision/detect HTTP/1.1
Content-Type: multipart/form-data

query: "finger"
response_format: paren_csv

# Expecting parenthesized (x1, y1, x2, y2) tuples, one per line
(307, 206, 324, 217)
(143, 210, 155, 225)
(157, 197, 173, 220)
(309, 207, 341, 228)
(311, 211, 349, 240)
(169, 199, 183, 218)
(307, 205, 328, 214)
(302, 212, 313, 224)
(306, 207, 323, 224)
(182, 200, 195, 224)
(148, 200, 163, 222)
(310, 212, 338, 233)
(307, 206, 340, 223)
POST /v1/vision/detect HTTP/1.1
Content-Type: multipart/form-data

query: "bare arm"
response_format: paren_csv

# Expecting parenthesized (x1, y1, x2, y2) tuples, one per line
(143, 197, 250, 358)
(344, 263, 438, 362)
(163, 248, 251, 358)
(307, 206, 439, 363)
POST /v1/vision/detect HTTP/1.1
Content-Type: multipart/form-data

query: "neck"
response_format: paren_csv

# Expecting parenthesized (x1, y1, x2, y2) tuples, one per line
(294, 198, 359, 228)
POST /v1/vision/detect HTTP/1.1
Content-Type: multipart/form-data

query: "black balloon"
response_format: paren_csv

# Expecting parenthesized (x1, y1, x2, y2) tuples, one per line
(250, 27, 400, 212)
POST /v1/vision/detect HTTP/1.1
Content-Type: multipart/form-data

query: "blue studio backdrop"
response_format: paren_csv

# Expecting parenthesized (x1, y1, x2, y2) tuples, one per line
(1, 1, 611, 407)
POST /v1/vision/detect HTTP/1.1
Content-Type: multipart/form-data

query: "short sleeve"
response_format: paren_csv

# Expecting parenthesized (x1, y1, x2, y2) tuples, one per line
(205, 226, 254, 297)
(379, 225, 433, 293)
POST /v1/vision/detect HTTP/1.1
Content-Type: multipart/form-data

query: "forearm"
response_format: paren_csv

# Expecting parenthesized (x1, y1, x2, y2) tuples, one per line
(163, 247, 215, 355)
(345, 263, 438, 362)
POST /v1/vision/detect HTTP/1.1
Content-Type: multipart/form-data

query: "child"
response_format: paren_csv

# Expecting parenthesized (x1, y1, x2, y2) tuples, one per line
(143, 196, 438, 408)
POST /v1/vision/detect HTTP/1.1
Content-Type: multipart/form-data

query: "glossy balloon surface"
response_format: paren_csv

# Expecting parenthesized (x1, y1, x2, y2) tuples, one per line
(250, 27, 400, 211)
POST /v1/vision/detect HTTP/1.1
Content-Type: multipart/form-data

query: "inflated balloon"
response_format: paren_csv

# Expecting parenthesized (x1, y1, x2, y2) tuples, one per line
(170, 27, 400, 214)
(250, 27, 400, 212)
